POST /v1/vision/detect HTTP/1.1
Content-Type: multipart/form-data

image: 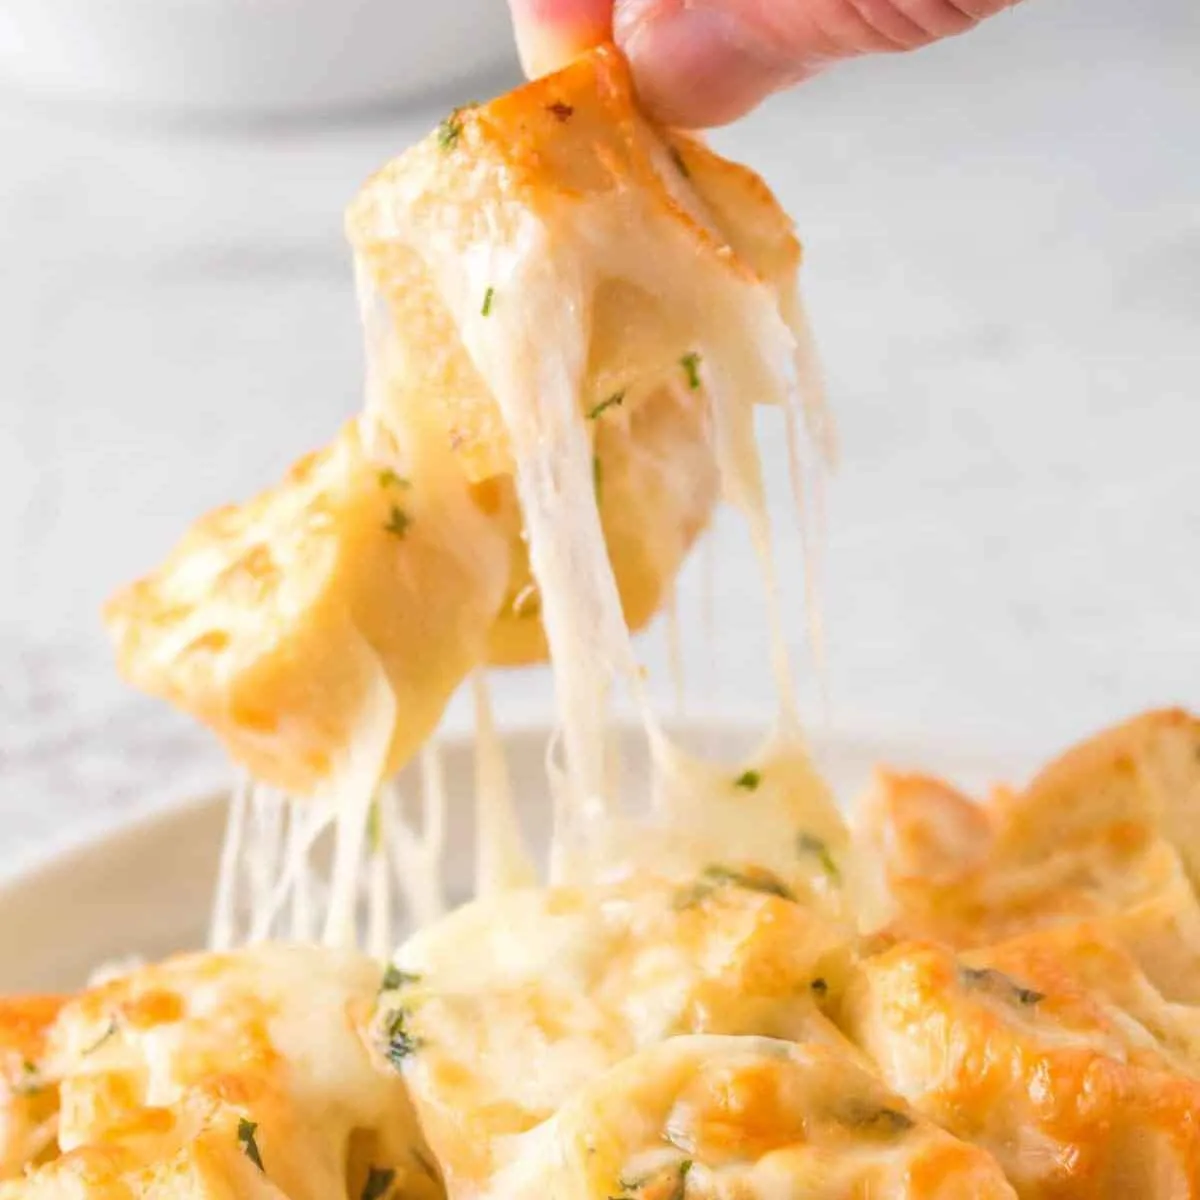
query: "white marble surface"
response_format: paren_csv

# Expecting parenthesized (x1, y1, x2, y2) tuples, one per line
(2, 0, 1197, 877)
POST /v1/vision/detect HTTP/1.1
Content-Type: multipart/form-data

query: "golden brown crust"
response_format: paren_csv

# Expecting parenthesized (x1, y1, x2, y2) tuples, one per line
(0, 946, 441, 1200)
(347, 44, 802, 483)
(105, 419, 508, 796)
(844, 932, 1200, 1197)
(483, 1036, 1016, 1200)
(859, 709, 1200, 1002)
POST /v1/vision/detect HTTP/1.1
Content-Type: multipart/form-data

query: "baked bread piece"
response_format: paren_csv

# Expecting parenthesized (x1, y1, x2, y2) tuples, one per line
(105, 418, 508, 797)
(375, 873, 855, 1193)
(0, 944, 441, 1199)
(486, 383, 718, 664)
(843, 930, 1200, 1197)
(349, 43, 820, 673)
(347, 43, 811, 485)
(0, 995, 67, 1180)
(857, 709, 1200, 1001)
(108, 45, 817, 785)
(483, 1035, 1016, 1200)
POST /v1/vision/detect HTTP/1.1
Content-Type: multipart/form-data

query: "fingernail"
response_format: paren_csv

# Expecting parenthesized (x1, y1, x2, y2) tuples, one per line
(617, 3, 803, 127)
(510, 0, 613, 78)
(513, 22, 584, 77)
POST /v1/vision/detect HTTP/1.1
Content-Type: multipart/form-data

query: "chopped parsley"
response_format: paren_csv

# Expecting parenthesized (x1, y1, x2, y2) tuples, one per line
(481, 285, 495, 317)
(546, 101, 575, 121)
(797, 833, 841, 882)
(436, 108, 464, 149)
(675, 863, 795, 909)
(378, 468, 410, 490)
(668, 145, 691, 178)
(669, 1160, 693, 1200)
(612, 1159, 691, 1200)
(842, 1104, 914, 1138)
(380, 964, 422, 993)
(237, 1117, 265, 1171)
(587, 391, 625, 420)
(733, 768, 761, 791)
(680, 352, 702, 390)
(361, 1165, 396, 1200)
(959, 965, 1044, 1007)
(383, 505, 411, 538)
(13, 1060, 41, 1096)
(82, 1021, 117, 1057)
(383, 1007, 422, 1068)
(593, 454, 603, 501)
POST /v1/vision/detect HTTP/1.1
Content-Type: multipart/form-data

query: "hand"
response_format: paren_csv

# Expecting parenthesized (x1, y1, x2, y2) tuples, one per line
(507, 0, 1022, 127)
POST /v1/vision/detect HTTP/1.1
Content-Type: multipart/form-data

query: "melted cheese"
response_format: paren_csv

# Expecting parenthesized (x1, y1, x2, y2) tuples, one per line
(483, 1036, 1016, 1200)
(347, 43, 826, 874)
(378, 872, 854, 1192)
(81, 41, 1200, 1200)
(844, 930, 1200, 1195)
(0, 945, 440, 1200)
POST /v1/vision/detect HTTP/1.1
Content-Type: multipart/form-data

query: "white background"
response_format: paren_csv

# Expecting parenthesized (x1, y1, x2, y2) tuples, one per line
(1, 0, 1196, 872)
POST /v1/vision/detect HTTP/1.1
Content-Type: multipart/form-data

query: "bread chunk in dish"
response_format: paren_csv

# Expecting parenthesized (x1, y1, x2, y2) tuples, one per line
(374, 872, 854, 1193)
(0, 944, 440, 1199)
(843, 929, 1200, 1197)
(482, 1035, 1016, 1200)
(857, 709, 1200, 1002)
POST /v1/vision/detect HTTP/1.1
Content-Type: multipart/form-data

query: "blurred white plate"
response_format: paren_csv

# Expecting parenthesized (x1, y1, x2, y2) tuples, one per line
(0, 0, 518, 118)
(0, 723, 1012, 992)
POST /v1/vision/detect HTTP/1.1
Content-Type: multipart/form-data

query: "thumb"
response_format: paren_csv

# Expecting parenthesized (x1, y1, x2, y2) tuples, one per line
(616, 0, 1023, 127)
(506, 0, 613, 78)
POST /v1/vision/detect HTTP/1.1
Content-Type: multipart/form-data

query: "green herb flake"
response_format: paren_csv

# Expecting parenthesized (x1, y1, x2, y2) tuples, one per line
(82, 1021, 117, 1057)
(593, 454, 603, 501)
(481, 286, 495, 317)
(844, 1104, 914, 1138)
(810, 977, 829, 998)
(384, 1008, 423, 1069)
(380, 964, 422, 993)
(383, 505, 411, 539)
(378, 468, 410, 490)
(436, 109, 464, 150)
(733, 768, 761, 791)
(237, 1117, 265, 1171)
(675, 863, 798, 910)
(13, 1060, 42, 1096)
(668, 145, 691, 178)
(959, 965, 1044, 1007)
(702, 864, 795, 902)
(361, 1165, 396, 1200)
(669, 1160, 693, 1200)
(547, 101, 575, 122)
(587, 391, 625, 420)
(680, 352, 702, 391)
(797, 832, 841, 883)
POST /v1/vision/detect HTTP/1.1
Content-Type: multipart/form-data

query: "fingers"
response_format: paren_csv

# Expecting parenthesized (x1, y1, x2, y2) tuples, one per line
(618, 0, 1022, 127)
(507, 0, 613, 77)
(508, 0, 1023, 128)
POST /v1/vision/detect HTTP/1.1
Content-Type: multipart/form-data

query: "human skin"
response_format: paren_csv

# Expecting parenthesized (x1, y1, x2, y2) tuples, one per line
(507, 0, 1024, 127)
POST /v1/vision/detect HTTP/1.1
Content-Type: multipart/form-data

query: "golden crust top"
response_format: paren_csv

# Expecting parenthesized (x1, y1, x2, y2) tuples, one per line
(0, 945, 440, 1199)
(859, 709, 1200, 1002)
(844, 930, 1200, 1196)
